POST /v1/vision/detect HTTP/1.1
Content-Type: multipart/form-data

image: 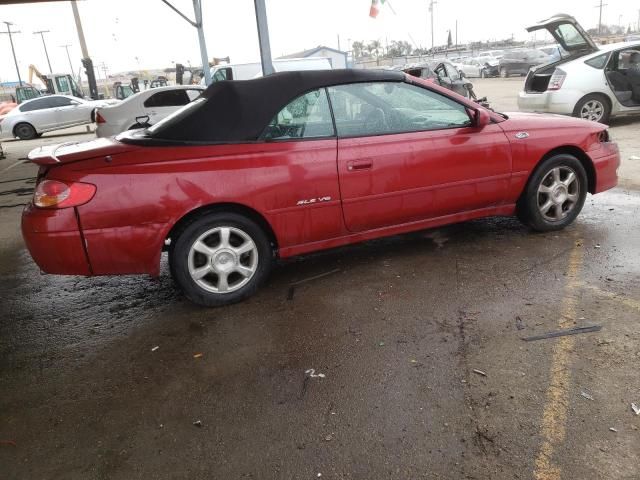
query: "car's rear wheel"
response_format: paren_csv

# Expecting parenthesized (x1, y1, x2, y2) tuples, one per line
(500, 68, 508, 78)
(14, 122, 37, 140)
(517, 154, 587, 232)
(169, 212, 273, 307)
(573, 94, 611, 124)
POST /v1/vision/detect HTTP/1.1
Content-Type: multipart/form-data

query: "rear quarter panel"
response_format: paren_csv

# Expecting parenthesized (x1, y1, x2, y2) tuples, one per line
(53, 140, 342, 275)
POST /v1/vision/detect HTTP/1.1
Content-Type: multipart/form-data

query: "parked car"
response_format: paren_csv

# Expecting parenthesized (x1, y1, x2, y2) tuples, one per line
(96, 85, 205, 138)
(499, 49, 552, 77)
(454, 57, 494, 78)
(0, 95, 112, 140)
(474, 56, 501, 77)
(519, 14, 640, 123)
(538, 45, 567, 62)
(22, 69, 619, 307)
(403, 60, 475, 97)
(479, 50, 505, 60)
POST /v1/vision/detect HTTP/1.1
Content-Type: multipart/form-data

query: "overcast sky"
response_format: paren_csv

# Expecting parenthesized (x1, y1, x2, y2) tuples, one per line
(1, 0, 638, 83)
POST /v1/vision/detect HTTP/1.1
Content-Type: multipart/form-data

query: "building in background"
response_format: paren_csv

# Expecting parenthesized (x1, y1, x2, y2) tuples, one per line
(278, 46, 349, 69)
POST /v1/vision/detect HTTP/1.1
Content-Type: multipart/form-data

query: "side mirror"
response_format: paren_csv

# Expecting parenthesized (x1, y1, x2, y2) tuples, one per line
(475, 108, 491, 128)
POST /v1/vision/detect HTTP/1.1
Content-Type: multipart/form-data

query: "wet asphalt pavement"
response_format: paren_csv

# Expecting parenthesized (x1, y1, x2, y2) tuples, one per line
(1, 79, 639, 479)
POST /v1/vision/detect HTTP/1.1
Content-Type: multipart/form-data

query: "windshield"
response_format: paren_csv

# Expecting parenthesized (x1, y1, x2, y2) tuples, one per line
(146, 97, 207, 136)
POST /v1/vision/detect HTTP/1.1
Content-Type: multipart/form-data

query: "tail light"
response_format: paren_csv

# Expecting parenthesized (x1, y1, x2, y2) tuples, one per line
(95, 111, 106, 124)
(34, 179, 96, 209)
(548, 68, 566, 90)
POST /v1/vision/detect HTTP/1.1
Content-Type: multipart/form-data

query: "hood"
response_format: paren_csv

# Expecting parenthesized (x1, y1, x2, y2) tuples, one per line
(499, 111, 606, 132)
(27, 137, 139, 166)
(526, 14, 598, 55)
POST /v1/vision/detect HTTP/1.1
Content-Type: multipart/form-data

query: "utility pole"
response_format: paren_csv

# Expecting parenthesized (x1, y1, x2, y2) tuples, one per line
(33, 30, 52, 73)
(160, 0, 212, 85)
(254, 0, 274, 76)
(1, 21, 23, 86)
(455, 19, 458, 47)
(60, 44, 74, 74)
(428, 0, 437, 55)
(595, 0, 608, 35)
(71, 1, 98, 99)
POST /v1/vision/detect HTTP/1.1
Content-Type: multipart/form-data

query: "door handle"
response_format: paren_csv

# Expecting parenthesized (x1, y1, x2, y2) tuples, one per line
(347, 160, 373, 171)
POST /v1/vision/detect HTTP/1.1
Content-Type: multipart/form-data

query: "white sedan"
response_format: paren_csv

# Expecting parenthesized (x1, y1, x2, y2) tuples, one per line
(0, 95, 111, 141)
(518, 14, 640, 123)
(96, 85, 205, 137)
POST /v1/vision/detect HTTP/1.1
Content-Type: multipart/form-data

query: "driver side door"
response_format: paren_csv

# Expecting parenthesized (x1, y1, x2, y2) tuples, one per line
(329, 81, 512, 232)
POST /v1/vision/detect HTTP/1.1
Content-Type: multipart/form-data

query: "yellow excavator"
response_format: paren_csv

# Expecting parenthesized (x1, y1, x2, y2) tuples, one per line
(28, 64, 84, 99)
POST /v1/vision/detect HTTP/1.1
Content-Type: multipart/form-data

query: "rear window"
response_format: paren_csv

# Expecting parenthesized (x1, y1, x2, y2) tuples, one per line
(585, 53, 608, 69)
(143, 90, 191, 108)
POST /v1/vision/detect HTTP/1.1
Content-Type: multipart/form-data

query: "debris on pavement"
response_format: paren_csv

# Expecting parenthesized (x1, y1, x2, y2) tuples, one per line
(515, 316, 525, 330)
(472, 369, 487, 377)
(521, 325, 602, 342)
(193, 420, 203, 428)
(580, 391, 594, 401)
(287, 268, 341, 300)
(305, 369, 326, 378)
(0, 440, 17, 447)
(193, 353, 203, 358)
(595, 244, 601, 249)
(609, 427, 618, 432)
(151, 346, 159, 352)
(378, 341, 385, 347)
(632, 403, 640, 415)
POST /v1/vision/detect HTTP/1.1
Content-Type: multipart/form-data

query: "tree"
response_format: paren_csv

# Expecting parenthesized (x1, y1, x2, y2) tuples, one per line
(366, 40, 382, 58)
(351, 41, 365, 58)
(386, 40, 413, 57)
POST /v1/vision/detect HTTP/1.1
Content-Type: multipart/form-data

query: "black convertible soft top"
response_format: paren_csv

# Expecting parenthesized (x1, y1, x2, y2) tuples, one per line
(141, 69, 405, 144)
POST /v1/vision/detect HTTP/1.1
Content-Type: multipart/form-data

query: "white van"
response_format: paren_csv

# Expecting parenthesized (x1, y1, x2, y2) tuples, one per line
(204, 57, 332, 83)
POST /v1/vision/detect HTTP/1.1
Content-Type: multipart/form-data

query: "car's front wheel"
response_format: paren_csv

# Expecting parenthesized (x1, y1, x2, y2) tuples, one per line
(14, 122, 37, 140)
(517, 154, 587, 232)
(169, 212, 273, 307)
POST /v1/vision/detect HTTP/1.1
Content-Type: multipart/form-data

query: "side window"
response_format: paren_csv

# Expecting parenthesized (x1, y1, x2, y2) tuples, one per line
(51, 96, 73, 107)
(327, 82, 471, 137)
(20, 97, 56, 112)
(55, 76, 70, 93)
(444, 63, 460, 79)
(586, 53, 609, 69)
(435, 64, 449, 79)
(262, 88, 334, 140)
(186, 89, 203, 101)
(213, 67, 232, 82)
(143, 90, 190, 108)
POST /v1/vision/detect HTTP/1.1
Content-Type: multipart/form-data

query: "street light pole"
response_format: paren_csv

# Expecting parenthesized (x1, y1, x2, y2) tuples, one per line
(428, 0, 437, 55)
(60, 44, 74, 74)
(33, 30, 52, 73)
(595, 0, 608, 35)
(1, 21, 23, 86)
(254, 0, 274, 75)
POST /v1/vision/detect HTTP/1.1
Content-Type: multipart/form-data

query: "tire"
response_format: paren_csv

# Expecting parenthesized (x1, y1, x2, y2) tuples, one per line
(500, 68, 508, 78)
(517, 154, 588, 232)
(13, 122, 37, 140)
(169, 212, 273, 307)
(572, 93, 611, 124)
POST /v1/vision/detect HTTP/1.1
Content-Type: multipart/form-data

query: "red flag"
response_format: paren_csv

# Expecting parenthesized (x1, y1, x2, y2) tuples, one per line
(369, 0, 385, 18)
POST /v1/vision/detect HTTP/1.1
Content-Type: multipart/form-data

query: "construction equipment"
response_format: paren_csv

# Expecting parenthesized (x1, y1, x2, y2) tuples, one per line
(28, 64, 84, 98)
(113, 78, 139, 100)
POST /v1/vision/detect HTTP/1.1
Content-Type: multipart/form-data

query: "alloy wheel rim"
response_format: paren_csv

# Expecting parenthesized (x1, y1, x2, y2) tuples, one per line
(537, 166, 580, 222)
(188, 226, 258, 294)
(580, 100, 604, 122)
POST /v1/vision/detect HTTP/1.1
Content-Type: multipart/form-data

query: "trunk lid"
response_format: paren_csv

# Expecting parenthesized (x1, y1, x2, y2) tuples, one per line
(526, 14, 598, 55)
(27, 137, 139, 166)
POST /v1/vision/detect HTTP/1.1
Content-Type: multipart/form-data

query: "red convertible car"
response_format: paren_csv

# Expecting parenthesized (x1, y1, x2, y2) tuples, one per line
(22, 70, 619, 306)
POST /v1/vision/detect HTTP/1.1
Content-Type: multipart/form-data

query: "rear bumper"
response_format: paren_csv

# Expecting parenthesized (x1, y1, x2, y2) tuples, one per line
(518, 90, 583, 115)
(21, 204, 92, 275)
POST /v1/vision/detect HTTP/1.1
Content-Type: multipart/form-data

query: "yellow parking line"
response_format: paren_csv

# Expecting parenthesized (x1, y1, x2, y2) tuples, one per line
(533, 244, 583, 480)
(581, 284, 640, 312)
